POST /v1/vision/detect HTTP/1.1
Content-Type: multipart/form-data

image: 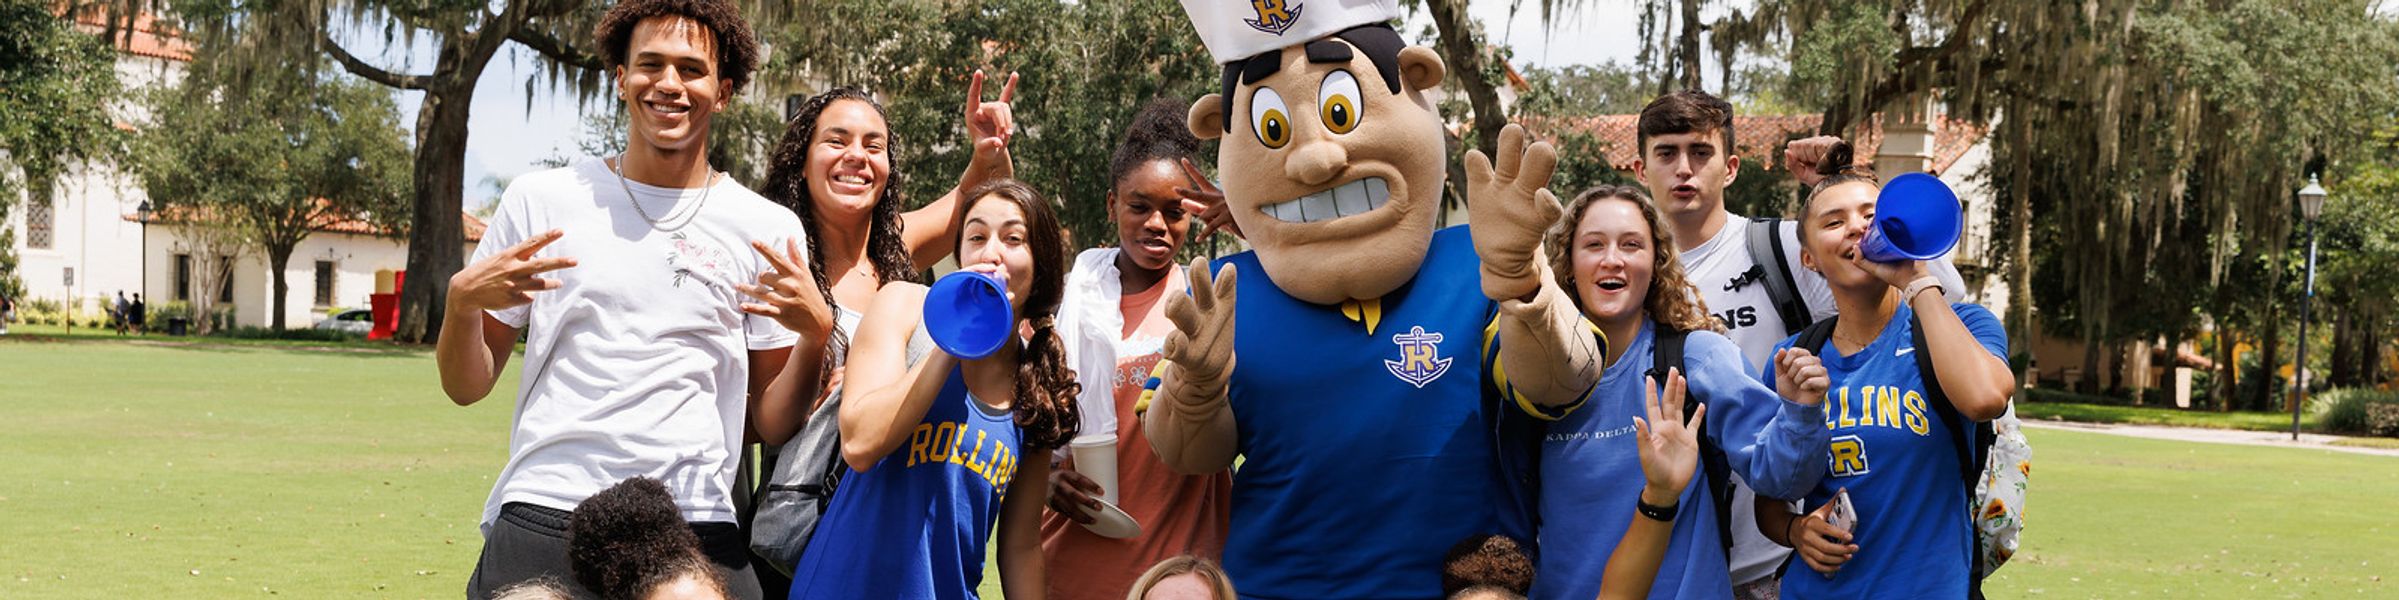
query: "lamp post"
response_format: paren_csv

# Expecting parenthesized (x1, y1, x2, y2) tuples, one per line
(2293, 175, 2327, 441)
(137, 200, 152, 335)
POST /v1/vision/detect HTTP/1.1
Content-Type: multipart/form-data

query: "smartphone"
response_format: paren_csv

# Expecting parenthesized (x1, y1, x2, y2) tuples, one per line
(1825, 488, 1859, 533)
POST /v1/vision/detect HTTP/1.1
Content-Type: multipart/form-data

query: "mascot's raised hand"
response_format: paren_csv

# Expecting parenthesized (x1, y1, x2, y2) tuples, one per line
(1465, 123, 1565, 303)
(1162, 256, 1239, 398)
(1145, 255, 1242, 474)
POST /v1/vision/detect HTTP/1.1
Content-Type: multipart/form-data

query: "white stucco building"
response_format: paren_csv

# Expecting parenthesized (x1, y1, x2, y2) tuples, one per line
(10, 9, 478, 330)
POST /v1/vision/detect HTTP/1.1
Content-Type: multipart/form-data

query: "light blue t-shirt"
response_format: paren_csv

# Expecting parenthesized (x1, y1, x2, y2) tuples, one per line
(788, 367, 1023, 600)
(1762, 302, 2007, 600)
(1530, 322, 1830, 600)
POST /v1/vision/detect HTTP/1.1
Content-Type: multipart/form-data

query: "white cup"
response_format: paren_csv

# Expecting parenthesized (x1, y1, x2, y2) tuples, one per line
(1069, 436, 1121, 507)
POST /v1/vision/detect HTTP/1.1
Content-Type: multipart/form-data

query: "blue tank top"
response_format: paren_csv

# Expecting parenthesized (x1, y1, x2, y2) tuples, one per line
(1217, 226, 1524, 599)
(788, 367, 1024, 600)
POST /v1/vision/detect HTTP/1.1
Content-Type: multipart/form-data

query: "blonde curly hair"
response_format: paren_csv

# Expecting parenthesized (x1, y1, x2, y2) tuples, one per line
(1544, 185, 1721, 334)
(1126, 555, 1237, 600)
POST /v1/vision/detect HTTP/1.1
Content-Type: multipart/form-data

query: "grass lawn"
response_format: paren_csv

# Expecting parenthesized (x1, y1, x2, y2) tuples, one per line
(1, 336, 508, 598)
(2017, 401, 2310, 433)
(1982, 428, 2395, 598)
(2, 322, 421, 354)
(4, 337, 2392, 598)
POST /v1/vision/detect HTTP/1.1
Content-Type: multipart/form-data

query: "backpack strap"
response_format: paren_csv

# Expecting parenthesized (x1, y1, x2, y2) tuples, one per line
(1908, 312, 2001, 598)
(1793, 316, 1840, 359)
(1645, 328, 1738, 555)
(1908, 314, 1993, 492)
(1748, 218, 1814, 335)
(1767, 317, 1843, 580)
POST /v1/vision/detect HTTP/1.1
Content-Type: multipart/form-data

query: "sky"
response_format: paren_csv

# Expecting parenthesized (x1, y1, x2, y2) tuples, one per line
(348, 1, 1733, 209)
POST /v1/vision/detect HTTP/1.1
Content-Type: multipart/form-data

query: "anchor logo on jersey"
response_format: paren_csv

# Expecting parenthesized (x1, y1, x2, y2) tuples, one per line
(1245, 0, 1305, 35)
(1384, 326, 1454, 389)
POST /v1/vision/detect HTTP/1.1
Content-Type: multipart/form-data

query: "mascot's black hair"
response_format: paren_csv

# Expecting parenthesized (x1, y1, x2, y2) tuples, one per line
(1217, 23, 1406, 131)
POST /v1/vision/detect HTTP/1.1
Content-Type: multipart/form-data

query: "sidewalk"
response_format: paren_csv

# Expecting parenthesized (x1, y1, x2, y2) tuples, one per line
(2021, 419, 2399, 458)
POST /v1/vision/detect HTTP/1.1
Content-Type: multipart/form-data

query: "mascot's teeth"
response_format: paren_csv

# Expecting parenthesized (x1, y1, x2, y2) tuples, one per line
(1264, 177, 1389, 223)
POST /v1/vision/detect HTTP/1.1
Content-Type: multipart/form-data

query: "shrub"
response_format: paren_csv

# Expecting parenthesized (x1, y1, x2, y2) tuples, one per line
(149, 300, 192, 326)
(208, 306, 237, 332)
(2318, 388, 2399, 438)
(2025, 386, 2139, 407)
(2138, 387, 2173, 407)
(208, 326, 362, 342)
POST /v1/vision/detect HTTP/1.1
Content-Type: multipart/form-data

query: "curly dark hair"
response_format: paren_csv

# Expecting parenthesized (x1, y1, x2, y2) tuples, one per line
(1108, 97, 1203, 190)
(956, 178, 1081, 452)
(565, 477, 731, 600)
(1441, 534, 1534, 598)
(594, 0, 760, 96)
(761, 88, 919, 386)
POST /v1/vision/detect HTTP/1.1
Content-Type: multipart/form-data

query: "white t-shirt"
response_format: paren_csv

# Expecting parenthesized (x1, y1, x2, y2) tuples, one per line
(474, 157, 803, 530)
(1677, 211, 1967, 584)
(1680, 213, 1967, 374)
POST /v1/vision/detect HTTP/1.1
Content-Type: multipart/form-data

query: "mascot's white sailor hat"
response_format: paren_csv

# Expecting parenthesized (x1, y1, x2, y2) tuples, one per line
(1180, 0, 1403, 65)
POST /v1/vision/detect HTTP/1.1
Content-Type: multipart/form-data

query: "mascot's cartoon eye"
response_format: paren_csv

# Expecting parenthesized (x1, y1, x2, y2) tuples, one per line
(1250, 86, 1292, 149)
(1318, 70, 1362, 135)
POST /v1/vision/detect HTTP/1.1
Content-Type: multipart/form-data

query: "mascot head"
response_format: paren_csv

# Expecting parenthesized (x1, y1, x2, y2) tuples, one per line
(1181, 0, 1448, 305)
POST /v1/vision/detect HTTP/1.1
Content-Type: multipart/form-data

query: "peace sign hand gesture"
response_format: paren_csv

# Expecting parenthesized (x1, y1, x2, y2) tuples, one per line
(1175, 157, 1242, 241)
(738, 238, 834, 339)
(447, 230, 577, 312)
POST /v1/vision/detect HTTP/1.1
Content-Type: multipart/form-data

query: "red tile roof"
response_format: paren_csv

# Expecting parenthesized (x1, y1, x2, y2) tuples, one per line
(126, 204, 487, 243)
(1530, 114, 1988, 176)
(62, 4, 194, 63)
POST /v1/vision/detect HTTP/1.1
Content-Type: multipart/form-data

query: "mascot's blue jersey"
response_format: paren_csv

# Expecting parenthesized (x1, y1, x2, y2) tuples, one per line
(1215, 225, 1532, 600)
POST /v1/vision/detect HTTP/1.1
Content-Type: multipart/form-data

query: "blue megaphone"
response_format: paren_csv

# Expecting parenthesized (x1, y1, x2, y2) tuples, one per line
(923, 271, 1014, 360)
(1859, 172, 1963, 263)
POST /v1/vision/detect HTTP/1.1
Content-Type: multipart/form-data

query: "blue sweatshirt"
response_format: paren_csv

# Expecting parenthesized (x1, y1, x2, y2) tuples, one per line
(1530, 321, 1831, 600)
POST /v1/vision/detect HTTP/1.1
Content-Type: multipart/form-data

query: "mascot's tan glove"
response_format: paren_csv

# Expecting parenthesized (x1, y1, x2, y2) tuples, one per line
(1144, 256, 1241, 474)
(1467, 124, 1606, 407)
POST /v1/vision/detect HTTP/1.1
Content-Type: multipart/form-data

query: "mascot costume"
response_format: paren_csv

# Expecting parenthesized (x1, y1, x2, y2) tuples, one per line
(1142, 1, 1607, 597)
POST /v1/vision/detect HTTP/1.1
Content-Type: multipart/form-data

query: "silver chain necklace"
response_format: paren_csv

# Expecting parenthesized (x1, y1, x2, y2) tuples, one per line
(611, 153, 717, 232)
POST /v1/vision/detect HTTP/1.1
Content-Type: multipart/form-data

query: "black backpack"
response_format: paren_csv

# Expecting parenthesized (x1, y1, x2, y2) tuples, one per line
(1790, 315, 1998, 598)
(1645, 328, 1740, 556)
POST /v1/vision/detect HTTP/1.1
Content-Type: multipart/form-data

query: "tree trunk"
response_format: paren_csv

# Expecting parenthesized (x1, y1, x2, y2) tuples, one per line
(2079, 332, 2102, 395)
(268, 244, 293, 330)
(2257, 301, 2283, 412)
(2215, 327, 2237, 412)
(2120, 340, 2140, 403)
(1716, 37, 1736, 98)
(2329, 303, 2354, 387)
(1676, 0, 1704, 91)
(2365, 316, 2385, 386)
(2005, 130, 2033, 402)
(1425, 0, 1510, 156)
(395, 38, 495, 344)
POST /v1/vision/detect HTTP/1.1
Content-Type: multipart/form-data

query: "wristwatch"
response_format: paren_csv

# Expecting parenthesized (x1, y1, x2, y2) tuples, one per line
(1636, 496, 1679, 522)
